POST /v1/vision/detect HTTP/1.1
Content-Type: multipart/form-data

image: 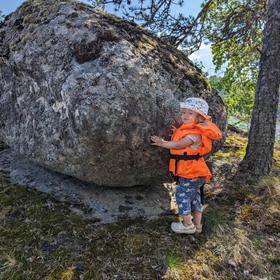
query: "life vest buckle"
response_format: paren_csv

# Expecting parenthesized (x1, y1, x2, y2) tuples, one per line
(170, 152, 202, 176)
(170, 153, 202, 161)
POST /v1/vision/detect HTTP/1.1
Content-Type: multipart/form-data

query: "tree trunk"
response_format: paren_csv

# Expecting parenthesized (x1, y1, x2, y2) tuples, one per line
(238, 0, 280, 178)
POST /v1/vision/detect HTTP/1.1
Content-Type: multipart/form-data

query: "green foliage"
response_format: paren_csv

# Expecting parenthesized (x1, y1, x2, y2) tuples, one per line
(166, 254, 182, 269)
(209, 71, 256, 124)
(204, 0, 266, 123)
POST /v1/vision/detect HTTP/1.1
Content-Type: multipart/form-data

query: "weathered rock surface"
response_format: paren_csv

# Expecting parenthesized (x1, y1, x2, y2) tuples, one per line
(0, 147, 176, 224)
(0, 0, 226, 187)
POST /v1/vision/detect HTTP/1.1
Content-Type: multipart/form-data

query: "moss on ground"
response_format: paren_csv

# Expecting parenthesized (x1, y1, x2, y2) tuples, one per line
(212, 131, 247, 161)
(0, 133, 279, 279)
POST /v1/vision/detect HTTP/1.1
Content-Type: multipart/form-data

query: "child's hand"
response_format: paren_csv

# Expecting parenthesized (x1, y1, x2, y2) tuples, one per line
(151, 136, 165, 147)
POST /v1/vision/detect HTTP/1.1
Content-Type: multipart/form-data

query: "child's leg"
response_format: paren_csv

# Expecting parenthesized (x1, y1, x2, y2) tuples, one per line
(182, 214, 193, 226)
(172, 178, 196, 233)
(175, 179, 194, 225)
(190, 178, 204, 231)
(193, 211, 202, 227)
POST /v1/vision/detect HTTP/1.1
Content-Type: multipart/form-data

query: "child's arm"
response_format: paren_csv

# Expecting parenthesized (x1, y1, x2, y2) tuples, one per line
(151, 135, 193, 150)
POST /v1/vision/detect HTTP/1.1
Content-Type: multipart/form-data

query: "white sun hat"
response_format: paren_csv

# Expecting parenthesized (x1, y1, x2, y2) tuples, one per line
(180, 97, 210, 119)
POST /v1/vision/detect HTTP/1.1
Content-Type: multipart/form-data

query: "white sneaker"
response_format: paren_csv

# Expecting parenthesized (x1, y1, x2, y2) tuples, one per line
(171, 222, 196, 234)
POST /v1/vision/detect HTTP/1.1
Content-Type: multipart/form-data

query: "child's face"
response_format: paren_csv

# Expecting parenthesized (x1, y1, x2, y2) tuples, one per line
(180, 108, 200, 124)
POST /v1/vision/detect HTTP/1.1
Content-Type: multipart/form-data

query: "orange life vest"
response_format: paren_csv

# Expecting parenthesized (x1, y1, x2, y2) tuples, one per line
(169, 120, 222, 183)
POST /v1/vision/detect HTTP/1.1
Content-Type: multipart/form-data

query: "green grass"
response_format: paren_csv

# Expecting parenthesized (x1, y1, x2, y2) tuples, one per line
(0, 133, 279, 279)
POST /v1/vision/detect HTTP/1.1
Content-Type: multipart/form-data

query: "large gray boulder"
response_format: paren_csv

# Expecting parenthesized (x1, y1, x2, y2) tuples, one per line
(0, 0, 226, 187)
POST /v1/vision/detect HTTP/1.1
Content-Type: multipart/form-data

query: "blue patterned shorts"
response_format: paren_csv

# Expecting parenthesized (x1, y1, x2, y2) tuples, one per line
(175, 177, 204, 215)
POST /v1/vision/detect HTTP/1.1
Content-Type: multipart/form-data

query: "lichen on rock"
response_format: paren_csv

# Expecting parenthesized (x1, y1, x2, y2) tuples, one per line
(0, 0, 226, 187)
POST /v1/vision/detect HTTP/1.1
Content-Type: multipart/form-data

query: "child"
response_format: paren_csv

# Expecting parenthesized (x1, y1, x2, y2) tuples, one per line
(151, 97, 222, 234)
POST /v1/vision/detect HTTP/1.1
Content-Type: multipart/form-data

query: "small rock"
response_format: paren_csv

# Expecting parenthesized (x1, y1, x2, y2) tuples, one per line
(202, 270, 210, 278)
(228, 259, 237, 268)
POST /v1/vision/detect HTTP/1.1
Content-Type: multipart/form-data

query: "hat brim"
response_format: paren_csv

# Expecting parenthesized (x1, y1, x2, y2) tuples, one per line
(198, 112, 211, 120)
(180, 103, 211, 119)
